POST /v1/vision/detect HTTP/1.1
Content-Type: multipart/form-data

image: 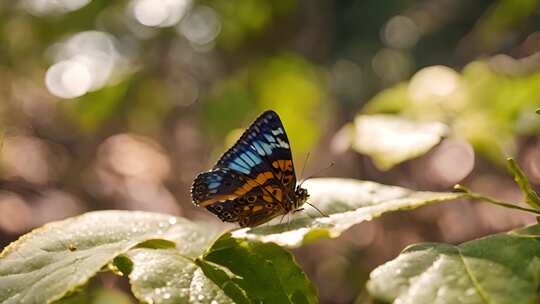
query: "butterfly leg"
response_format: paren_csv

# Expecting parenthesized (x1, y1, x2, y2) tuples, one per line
(294, 208, 320, 221)
(279, 213, 287, 225)
(305, 202, 328, 217)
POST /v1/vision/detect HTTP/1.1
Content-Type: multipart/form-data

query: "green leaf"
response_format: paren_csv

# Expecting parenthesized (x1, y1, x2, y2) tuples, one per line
(348, 115, 448, 170)
(0, 210, 318, 304)
(507, 158, 540, 209)
(126, 248, 236, 304)
(0, 211, 222, 304)
(201, 234, 318, 304)
(125, 232, 317, 304)
(367, 225, 540, 304)
(232, 178, 465, 247)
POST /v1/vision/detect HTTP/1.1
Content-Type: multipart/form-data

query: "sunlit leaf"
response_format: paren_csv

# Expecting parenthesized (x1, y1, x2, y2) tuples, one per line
(361, 61, 540, 165)
(232, 178, 465, 247)
(126, 248, 236, 304)
(0, 210, 317, 304)
(367, 225, 540, 304)
(125, 232, 317, 303)
(348, 115, 448, 170)
(0, 211, 212, 304)
(362, 83, 411, 114)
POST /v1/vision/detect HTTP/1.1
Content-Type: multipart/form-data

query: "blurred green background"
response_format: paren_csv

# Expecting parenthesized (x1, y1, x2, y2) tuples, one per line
(1, 0, 540, 303)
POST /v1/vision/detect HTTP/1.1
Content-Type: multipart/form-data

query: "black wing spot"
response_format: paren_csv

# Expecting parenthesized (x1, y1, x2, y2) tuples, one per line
(283, 176, 291, 185)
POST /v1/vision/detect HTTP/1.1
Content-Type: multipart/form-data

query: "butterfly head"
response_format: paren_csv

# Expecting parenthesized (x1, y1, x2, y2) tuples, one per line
(294, 185, 309, 208)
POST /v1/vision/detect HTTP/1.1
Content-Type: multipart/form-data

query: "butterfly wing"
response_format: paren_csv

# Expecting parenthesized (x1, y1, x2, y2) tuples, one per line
(191, 110, 298, 227)
(192, 168, 286, 227)
(215, 110, 297, 196)
(191, 168, 244, 207)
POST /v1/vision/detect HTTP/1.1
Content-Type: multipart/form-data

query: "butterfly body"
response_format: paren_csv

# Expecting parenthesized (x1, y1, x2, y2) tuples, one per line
(191, 110, 309, 227)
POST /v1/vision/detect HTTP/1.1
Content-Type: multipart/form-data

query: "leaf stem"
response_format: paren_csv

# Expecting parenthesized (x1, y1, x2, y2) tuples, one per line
(454, 184, 540, 215)
(507, 158, 540, 209)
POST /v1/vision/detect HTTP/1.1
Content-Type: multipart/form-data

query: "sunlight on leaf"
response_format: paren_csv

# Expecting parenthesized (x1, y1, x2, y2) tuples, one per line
(0, 210, 317, 304)
(126, 249, 236, 304)
(125, 232, 318, 304)
(0, 211, 209, 304)
(232, 178, 465, 247)
(360, 61, 540, 165)
(367, 225, 540, 304)
(346, 115, 448, 170)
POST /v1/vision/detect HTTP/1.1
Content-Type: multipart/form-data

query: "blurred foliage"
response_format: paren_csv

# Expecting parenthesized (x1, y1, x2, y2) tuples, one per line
(345, 115, 448, 170)
(209, 0, 297, 49)
(56, 286, 133, 304)
(203, 53, 326, 155)
(1, 0, 540, 303)
(63, 78, 133, 132)
(361, 62, 540, 165)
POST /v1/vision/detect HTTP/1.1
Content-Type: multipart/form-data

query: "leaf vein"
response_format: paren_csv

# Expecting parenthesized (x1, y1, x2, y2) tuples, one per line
(457, 249, 490, 304)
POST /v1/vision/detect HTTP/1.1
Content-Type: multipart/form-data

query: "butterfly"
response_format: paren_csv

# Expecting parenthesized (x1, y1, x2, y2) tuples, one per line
(191, 110, 309, 227)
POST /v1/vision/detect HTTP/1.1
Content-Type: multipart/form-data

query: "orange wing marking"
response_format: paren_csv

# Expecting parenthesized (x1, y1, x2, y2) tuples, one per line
(233, 171, 274, 196)
(198, 194, 239, 207)
(272, 160, 293, 172)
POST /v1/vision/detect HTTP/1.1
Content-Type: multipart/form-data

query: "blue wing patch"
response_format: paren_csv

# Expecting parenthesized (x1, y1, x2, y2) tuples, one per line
(215, 110, 294, 178)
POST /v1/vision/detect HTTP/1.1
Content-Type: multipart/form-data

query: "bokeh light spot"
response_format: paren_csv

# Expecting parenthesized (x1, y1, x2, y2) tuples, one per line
(21, 0, 91, 16)
(408, 65, 460, 102)
(132, 0, 191, 27)
(383, 15, 420, 49)
(427, 139, 475, 186)
(0, 192, 32, 234)
(178, 6, 221, 46)
(46, 60, 92, 99)
(372, 48, 412, 83)
(45, 31, 126, 99)
(134, 0, 169, 26)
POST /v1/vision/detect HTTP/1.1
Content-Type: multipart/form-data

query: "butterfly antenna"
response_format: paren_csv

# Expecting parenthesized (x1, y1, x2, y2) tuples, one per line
(305, 202, 328, 217)
(299, 152, 311, 182)
(299, 161, 335, 187)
